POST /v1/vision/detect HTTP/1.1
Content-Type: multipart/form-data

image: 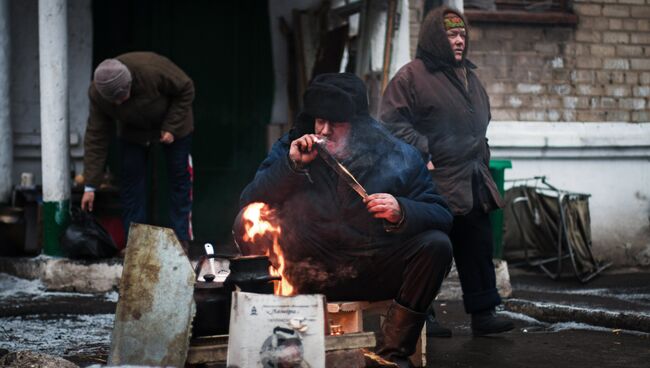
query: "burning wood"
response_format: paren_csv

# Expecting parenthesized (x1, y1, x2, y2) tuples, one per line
(241, 202, 294, 296)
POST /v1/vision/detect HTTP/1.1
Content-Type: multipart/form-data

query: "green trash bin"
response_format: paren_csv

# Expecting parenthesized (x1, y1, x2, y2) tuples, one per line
(488, 159, 512, 259)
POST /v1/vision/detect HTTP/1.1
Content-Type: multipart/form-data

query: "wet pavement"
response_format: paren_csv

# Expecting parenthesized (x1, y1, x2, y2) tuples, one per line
(1, 268, 649, 367)
(428, 301, 650, 368)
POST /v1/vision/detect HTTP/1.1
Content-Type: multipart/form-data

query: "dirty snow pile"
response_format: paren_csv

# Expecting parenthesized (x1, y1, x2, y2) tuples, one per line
(0, 314, 114, 355)
(0, 273, 116, 356)
(0, 273, 95, 299)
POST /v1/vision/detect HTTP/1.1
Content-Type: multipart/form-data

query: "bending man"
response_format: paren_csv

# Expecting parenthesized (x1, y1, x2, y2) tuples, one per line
(81, 52, 194, 251)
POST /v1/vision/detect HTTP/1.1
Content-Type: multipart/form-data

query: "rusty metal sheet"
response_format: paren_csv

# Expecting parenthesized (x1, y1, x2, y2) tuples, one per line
(108, 223, 196, 367)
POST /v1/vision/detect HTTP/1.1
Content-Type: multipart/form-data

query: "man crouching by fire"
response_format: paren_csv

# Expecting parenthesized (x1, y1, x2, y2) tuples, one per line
(235, 73, 453, 367)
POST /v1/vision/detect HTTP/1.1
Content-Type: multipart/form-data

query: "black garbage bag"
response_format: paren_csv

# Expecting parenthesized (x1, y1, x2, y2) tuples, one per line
(60, 208, 118, 259)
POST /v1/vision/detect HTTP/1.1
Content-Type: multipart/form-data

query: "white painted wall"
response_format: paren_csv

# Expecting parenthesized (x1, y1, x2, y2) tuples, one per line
(10, 0, 91, 187)
(488, 122, 650, 267)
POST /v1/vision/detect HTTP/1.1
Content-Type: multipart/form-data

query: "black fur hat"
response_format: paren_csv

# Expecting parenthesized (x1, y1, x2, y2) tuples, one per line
(311, 73, 369, 118)
(302, 82, 356, 122)
(290, 73, 368, 140)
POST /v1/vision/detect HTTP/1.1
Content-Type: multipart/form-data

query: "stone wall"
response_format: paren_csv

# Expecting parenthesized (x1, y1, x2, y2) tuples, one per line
(410, 0, 650, 123)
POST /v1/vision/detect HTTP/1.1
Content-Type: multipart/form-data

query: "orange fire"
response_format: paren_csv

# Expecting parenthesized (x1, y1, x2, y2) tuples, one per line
(241, 202, 295, 296)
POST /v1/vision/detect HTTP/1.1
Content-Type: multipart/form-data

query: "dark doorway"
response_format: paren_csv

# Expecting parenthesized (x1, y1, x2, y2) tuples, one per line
(92, 0, 274, 250)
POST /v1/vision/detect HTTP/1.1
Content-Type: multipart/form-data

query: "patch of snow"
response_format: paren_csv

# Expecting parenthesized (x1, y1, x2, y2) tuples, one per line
(500, 311, 649, 337)
(515, 284, 650, 299)
(0, 273, 95, 299)
(508, 298, 650, 318)
(0, 314, 114, 355)
(499, 310, 543, 324)
(549, 321, 649, 336)
(103, 291, 119, 303)
(0, 273, 44, 297)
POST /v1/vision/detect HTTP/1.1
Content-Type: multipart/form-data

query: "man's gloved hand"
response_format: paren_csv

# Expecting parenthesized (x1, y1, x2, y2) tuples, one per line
(288, 134, 320, 170)
(160, 130, 175, 144)
(364, 193, 403, 223)
(81, 191, 95, 212)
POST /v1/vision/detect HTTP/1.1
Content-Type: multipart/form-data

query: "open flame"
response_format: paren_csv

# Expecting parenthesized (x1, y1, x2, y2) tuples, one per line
(242, 202, 295, 296)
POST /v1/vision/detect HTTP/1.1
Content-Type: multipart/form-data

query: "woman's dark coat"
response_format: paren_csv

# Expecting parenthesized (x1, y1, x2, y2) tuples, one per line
(380, 6, 503, 215)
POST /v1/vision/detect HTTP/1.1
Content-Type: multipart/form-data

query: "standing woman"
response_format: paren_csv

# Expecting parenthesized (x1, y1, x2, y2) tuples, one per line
(380, 7, 514, 336)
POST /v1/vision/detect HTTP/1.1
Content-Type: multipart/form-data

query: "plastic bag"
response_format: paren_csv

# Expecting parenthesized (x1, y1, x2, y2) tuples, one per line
(60, 208, 118, 259)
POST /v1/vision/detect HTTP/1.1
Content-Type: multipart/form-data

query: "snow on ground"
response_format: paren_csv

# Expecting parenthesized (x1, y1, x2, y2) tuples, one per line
(512, 284, 650, 306)
(500, 310, 649, 337)
(507, 297, 650, 318)
(0, 273, 96, 299)
(0, 273, 118, 356)
(0, 314, 114, 355)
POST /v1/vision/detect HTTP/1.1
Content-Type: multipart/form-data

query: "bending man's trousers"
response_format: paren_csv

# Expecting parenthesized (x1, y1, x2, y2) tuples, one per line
(119, 134, 193, 241)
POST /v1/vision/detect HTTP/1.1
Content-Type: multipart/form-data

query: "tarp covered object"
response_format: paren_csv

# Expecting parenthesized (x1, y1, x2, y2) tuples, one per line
(503, 183, 608, 280)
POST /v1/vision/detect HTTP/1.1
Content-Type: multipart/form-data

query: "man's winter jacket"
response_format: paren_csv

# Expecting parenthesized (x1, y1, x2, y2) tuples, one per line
(83, 52, 194, 187)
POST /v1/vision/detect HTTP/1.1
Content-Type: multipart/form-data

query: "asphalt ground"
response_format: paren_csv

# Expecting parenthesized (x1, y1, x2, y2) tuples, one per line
(427, 300, 650, 368)
(1, 269, 650, 367)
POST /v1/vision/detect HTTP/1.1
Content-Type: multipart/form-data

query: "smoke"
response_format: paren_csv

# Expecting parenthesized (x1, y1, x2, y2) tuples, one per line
(341, 117, 414, 183)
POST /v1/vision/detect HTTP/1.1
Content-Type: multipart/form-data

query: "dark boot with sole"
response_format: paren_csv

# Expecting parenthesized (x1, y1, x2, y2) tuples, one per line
(425, 306, 452, 338)
(471, 308, 514, 336)
(376, 301, 426, 368)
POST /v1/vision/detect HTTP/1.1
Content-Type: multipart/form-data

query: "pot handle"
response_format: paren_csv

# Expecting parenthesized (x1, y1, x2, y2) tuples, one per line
(194, 254, 232, 281)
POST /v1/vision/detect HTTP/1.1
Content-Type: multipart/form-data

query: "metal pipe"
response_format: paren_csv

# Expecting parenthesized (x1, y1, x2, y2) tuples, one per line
(0, 0, 11, 203)
(39, 0, 70, 256)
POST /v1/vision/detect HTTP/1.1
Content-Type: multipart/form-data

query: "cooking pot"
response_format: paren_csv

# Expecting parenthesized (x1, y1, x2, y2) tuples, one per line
(226, 255, 281, 294)
(192, 255, 233, 337)
(191, 254, 282, 338)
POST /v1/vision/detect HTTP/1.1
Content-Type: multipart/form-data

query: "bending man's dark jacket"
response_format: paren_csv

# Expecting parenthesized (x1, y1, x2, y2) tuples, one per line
(83, 51, 195, 187)
(240, 121, 452, 267)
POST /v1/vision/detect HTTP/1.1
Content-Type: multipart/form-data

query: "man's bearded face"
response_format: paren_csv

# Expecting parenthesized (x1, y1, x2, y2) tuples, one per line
(315, 118, 352, 158)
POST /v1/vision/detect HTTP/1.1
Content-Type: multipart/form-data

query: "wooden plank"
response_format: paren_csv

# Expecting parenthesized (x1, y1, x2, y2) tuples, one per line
(186, 344, 228, 364)
(465, 10, 578, 25)
(325, 332, 376, 351)
(186, 332, 375, 364)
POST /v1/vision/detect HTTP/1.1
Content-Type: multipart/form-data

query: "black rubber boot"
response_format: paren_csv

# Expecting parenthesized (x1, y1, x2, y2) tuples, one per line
(376, 301, 426, 368)
(425, 305, 451, 337)
(471, 308, 514, 336)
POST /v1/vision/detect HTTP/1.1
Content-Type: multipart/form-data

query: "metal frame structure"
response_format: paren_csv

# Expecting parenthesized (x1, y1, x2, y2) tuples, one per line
(507, 176, 611, 283)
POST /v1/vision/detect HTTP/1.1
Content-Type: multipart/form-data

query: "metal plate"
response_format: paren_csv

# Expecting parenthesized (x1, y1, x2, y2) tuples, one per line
(108, 223, 196, 367)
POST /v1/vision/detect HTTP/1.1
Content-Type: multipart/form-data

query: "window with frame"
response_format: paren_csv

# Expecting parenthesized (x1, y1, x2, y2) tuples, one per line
(425, 0, 577, 25)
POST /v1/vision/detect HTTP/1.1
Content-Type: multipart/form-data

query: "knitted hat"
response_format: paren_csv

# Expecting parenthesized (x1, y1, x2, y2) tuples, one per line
(302, 82, 356, 123)
(444, 11, 465, 30)
(93, 59, 132, 102)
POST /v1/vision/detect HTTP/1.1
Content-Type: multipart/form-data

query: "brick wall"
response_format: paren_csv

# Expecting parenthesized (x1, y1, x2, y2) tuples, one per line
(409, 0, 650, 122)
